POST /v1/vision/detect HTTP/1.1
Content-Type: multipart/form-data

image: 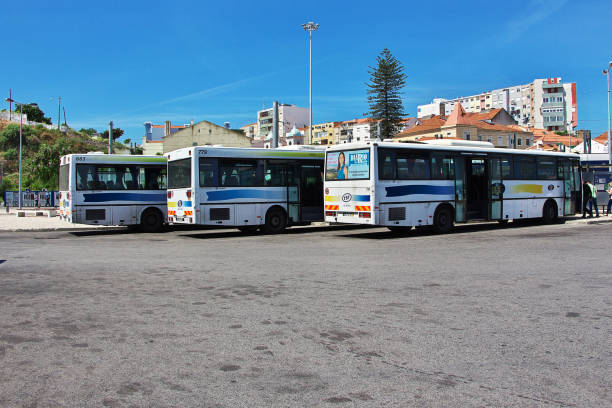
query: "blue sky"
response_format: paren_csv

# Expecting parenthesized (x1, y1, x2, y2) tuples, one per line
(1, 0, 611, 142)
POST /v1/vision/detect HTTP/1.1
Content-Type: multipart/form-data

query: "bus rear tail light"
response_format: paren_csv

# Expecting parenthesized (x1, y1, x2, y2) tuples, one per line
(325, 211, 336, 217)
(59, 192, 62, 199)
(167, 191, 173, 199)
(67, 192, 70, 200)
(186, 190, 192, 199)
(359, 212, 371, 218)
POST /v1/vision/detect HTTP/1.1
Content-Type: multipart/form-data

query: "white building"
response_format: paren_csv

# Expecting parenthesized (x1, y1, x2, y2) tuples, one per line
(257, 104, 310, 141)
(417, 78, 577, 132)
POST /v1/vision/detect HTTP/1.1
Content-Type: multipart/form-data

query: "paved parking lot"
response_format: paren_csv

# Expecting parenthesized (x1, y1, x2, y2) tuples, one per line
(0, 221, 610, 407)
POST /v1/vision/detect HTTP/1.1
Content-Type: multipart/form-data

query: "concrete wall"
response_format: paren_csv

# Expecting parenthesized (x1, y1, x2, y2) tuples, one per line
(163, 120, 251, 153)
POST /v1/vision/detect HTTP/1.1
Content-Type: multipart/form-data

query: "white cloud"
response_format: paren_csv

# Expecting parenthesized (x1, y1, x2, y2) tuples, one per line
(505, 0, 568, 41)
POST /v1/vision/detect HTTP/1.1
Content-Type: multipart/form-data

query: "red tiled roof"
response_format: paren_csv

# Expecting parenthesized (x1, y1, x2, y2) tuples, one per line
(396, 108, 531, 138)
(594, 131, 610, 143)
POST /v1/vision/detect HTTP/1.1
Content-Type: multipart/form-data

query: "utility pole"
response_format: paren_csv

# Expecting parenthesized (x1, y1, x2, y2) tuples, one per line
(63, 106, 67, 127)
(302, 21, 319, 145)
(272, 101, 279, 148)
(108, 121, 114, 154)
(8, 89, 11, 121)
(604, 61, 612, 169)
(57, 96, 61, 130)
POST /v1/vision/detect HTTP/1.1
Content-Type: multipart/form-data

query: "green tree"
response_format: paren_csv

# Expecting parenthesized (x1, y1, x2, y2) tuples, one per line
(18, 104, 52, 124)
(123, 138, 131, 144)
(0, 124, 36, 151)
(365, 48, 407, 139)
(101, 128, 125, 141)
(24, 137, 74, 189)
(79, 128, 98, 136)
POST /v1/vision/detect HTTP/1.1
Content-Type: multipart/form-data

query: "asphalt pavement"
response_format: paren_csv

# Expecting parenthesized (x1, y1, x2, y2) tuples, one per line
(0, 221, 610, 407)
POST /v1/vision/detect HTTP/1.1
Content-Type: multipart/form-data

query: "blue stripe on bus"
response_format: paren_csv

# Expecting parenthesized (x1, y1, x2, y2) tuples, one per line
(385, 185, 454, 198)
(206, 189, 284, 201)
(83, 192, 167, 202)
(354, 195, 371, 202)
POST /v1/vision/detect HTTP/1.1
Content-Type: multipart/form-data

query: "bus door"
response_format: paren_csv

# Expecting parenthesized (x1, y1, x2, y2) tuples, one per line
(299, 163, 324, 222)
(560, 159, 576, 215)
(454, 156, 467, 222)
(286, 164, 300, 223)
(488, 157, 503, 220)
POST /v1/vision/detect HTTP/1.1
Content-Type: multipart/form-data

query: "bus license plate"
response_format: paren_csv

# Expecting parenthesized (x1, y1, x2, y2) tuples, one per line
(341, 212, 356, 216)
(175, 216, 184, 222)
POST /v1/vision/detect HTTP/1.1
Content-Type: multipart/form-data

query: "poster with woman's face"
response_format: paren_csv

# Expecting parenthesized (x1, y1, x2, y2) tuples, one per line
(325, 149, 370, 180)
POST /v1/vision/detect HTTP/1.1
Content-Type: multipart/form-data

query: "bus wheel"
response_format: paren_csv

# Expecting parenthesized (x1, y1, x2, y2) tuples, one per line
(262, 207, 286, 234)
(542, 200, 558, 224)
(140, 208, 163, 232)
(387, 226, 412, 234)
(434, 205, 454, 234)
(237, 226, 259, 234)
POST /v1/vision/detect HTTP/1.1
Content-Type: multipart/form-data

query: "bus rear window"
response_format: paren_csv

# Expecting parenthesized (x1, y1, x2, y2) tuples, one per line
(59, 164, 69, 190)
(325, 149, 370, 180)
(168, 158, 192, 189)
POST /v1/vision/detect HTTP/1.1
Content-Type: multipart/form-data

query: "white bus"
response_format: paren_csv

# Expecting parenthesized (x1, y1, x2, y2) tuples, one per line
(58, 153, 168, 232)
(165, 146, 325, 233)
(324, 140, 581, 233)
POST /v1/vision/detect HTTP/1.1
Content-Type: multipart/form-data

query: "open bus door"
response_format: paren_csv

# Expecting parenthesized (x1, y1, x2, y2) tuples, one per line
(454, 156, 467, 222)
(560, 159, 578, 215)
(287, 164, 300, 223)
(488, 157, 503, 220)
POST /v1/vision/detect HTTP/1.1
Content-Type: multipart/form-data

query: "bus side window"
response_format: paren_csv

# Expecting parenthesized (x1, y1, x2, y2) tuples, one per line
(514, 156, 536, 179)
(378, 149, 395, 180)
(432, 155, 454, 180)
(501, 156, 513, 178)
(199, 158, 218, 187)
(537, 157, 557, 180)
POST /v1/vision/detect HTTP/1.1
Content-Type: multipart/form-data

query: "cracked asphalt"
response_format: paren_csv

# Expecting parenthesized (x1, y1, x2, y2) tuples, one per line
(0, 221, 610, 407)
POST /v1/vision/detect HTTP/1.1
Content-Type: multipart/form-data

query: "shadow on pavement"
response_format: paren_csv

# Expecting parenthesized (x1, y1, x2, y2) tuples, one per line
(336, 219, 553, 240)
(180, 224, 371, 240)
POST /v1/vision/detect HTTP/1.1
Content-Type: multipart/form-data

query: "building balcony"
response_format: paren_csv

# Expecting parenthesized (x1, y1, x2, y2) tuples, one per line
(542, 82, 564, 89)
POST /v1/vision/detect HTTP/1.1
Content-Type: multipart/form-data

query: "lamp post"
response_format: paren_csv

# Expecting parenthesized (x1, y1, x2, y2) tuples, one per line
(604, 61, 612, 168)
(302, 21, 319, 145)
(4, 98, 37, 209)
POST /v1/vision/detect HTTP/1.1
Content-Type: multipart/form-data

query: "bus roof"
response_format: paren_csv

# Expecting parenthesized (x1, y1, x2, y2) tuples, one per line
(166, 146, 325, 161)
(326, 141, 580, 159)
(60, 154, 166, 165)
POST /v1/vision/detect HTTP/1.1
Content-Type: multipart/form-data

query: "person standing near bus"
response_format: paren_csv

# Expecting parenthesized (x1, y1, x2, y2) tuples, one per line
(587, 180, 599, 218)
(605, 179, 612, 216)
(582, 181, 593, 218)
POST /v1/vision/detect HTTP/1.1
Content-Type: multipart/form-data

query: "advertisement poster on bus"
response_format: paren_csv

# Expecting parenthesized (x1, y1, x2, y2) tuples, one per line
(325, 149, 370, 180)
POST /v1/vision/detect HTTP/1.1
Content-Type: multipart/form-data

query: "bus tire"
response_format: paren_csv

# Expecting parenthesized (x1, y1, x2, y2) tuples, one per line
(262, 207, 287, 234)
(433, 204, 454, 234)
(140, 208, 163, 233)
(542, 200, 558, 224)
(387, 226, 413, 234)
(237, 226, 259, 234)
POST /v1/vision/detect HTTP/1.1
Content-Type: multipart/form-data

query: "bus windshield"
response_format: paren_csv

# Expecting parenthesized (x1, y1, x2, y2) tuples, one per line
(59, 164, 69, 190)
(325, 149, 370, 181)
(168, 158, 192, 189)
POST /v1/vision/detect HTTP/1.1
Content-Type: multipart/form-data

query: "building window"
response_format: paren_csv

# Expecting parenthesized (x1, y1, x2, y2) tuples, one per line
(464, 131, 471, 140)
(498, 136, 503, 145)
(517, 138, 522, 146)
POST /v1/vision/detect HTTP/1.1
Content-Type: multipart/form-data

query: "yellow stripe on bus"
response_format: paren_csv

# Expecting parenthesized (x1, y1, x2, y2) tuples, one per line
(511, 184, 543, 194)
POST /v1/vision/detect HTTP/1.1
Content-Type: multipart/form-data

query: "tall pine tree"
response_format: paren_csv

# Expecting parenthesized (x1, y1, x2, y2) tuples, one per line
(365, 48, 407, 139)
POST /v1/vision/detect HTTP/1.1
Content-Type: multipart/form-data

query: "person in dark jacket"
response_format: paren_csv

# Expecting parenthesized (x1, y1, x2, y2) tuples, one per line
(582, 181, 592, 218)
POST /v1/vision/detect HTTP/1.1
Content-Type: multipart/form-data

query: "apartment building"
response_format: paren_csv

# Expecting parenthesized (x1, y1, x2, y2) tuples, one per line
(417, 78, 577, 132)
(256, 104, 310, 141)
(240, 123, 257, 139)
(311, 121, 336, 145)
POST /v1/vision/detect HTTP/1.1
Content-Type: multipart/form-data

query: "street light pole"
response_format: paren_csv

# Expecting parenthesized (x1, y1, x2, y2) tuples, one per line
(604, 61, 612, 168)
(302, 21, 319, 145)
